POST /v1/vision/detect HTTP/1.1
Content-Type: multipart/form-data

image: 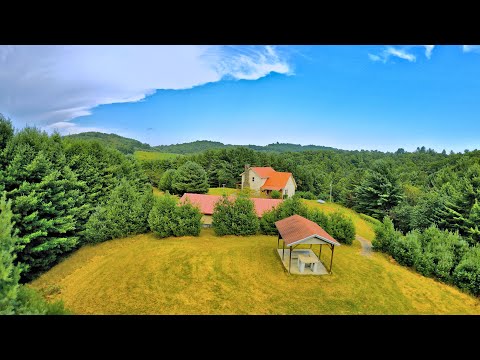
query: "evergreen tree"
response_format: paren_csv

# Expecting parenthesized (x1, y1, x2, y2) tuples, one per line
(354, 160, 403, 219)
(85, 180, 153, 243)
(0, 114, 14, 152)
(172, 161, 209, 194)
(158, 169, 177, 192)
(0, 192, 21, 314)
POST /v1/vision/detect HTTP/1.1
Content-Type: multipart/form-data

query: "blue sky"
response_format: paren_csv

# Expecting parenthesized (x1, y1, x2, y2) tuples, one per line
(2, 45, 480, 152)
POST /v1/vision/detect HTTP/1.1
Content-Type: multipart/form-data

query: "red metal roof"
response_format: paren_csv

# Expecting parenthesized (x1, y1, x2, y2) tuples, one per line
(261, 172, 292, 191)
(179, 193, 283, 217)
(251, 167, 276, 178)
(275, 214, 340, 246)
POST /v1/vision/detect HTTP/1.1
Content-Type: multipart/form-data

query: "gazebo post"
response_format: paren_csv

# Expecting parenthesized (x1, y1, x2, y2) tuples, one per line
(277, 234, 280, 249)
(320, 244, 323, 259)
(289, 245, 292, 274)
(330, 244, 335, 273)
(282, 240, 285, 260)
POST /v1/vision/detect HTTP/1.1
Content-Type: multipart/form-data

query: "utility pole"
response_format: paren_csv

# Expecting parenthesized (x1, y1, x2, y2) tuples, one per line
(329, 181, 333, 203)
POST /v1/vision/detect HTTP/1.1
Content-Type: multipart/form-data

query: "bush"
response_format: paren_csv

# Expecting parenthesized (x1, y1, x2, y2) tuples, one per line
(84, 180, 153, 243)
(295, 191, 316, 200)
(270, 190, 281, 199)
(307, 208, 330, 232)
(158, 169, 176, 192)
(415, 226, 467, 282)
(372, 216, 401, 253)
(148, 194, 202, 238)
(453, 245, 480, 296)
(259, 208, 279, 235)
(148, 193, 178, 238)
(212, 195, 259, 236)
(328, 212, 355, 245)
(277, 196, 309, 219)
(173, 200, 202, 237)
(391, 230, 422, 267)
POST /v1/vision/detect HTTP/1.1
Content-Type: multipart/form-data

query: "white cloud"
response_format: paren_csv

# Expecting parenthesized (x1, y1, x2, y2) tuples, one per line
(463, 45, 480, 53)
(424, 45, 435, 59)
(369, 45, 436, 63)
(0, 45, 291, 130)
(385, 47, 416, 62)
(368, 53, 383, 62)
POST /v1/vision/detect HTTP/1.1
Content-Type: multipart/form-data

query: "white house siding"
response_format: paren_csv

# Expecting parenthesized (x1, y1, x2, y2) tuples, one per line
(241, 169, 266, 192)
(283, 176, 296, 198)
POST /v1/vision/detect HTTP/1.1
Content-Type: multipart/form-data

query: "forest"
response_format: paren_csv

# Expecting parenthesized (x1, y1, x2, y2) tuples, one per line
(2, 116, 480, 314)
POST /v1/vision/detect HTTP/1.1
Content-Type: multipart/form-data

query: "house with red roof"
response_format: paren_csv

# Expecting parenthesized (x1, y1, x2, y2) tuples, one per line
(240, 165, 297, 198)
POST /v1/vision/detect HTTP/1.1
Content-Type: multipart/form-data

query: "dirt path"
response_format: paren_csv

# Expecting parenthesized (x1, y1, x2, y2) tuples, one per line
(356, 235, 372, 257)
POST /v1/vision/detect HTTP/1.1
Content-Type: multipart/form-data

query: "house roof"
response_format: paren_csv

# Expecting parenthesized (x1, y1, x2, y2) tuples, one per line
(179, 193, 283, 217)
(275, 214, 340, 246)
(261, 172, 292, 191)
(251, 167, 276, 178)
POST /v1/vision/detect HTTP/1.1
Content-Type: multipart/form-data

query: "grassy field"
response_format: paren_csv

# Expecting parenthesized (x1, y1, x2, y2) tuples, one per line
(208, 187, 239, 196)
(31, 229, 480, 314)
(134, 151, 182, 161)
(304, 200, 376, 241)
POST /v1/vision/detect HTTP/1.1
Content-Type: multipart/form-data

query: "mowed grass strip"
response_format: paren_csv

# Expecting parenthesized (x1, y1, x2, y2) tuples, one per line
(134, 151, 182, 161)
(30, 229, 480, 315)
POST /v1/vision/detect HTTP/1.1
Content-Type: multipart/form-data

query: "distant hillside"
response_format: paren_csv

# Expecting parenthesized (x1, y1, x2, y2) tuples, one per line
(64, 132, 338, 155)
(154, 140, 338, 154)
(154, 140, 228, 154)
(64, 132, 152, 154)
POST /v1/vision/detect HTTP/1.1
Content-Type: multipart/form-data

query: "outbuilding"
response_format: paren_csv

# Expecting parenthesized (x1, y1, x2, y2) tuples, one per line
(275, 214, 341, 275)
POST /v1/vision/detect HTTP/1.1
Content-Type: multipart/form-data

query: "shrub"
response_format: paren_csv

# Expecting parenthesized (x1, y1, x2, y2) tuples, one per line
(295, 191, 316, 200)
(212, 195, 259, 236)
(391, 230, 422, 267)
(328, 212, 355, 245)
(270, 190, 281, 199)
(453, 245, 480, 296)
(307, 208, 330, 232)
(372, 216, 401, 253)
(148, 193, 178, 238)
(158, 169, 176, 192)
(415, 226, 467, 282)
(84, 180, 153, 243)
(173, 200, 202, 237)
(259, 208, 279, 235)
(277, 196, 309, 219)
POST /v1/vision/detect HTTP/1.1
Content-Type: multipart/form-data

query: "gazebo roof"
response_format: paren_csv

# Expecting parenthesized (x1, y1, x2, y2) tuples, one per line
(275, 214, 341, 247)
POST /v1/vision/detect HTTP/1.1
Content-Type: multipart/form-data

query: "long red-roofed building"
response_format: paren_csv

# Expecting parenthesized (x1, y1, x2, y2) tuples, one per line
(179, 193, 283, 225)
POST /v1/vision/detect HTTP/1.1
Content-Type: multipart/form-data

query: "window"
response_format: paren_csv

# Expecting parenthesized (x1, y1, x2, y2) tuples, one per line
(252, 177, 255, 182)
(285, 189, 288, 195)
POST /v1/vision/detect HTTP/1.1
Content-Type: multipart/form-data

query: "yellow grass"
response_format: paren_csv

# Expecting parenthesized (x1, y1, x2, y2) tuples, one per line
(152, 187, 164, 197)
(304, 200, 375, 241)
(134, 151, 182, 161)
(208, 187, 239, 196)
(31, 230, 480, 314)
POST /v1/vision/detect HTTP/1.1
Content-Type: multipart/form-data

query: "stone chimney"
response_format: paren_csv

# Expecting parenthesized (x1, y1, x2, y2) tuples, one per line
(243, 164, 250, 188)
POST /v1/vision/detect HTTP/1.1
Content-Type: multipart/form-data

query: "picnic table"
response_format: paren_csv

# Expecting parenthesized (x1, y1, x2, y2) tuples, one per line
(298, 254, 319, 273)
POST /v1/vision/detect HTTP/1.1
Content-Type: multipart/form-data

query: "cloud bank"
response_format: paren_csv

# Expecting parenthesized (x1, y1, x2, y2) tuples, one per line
(0, 45, 292, 134)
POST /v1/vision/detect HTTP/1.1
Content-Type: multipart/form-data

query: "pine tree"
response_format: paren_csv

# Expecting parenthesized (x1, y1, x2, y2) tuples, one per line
(354, 160, 403, 219)
(0, 192, 21, 314)
(172, 161, 209, 194)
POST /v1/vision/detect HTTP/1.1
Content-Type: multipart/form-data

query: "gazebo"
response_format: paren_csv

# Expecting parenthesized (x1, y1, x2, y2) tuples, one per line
(275, 214, 341, 275)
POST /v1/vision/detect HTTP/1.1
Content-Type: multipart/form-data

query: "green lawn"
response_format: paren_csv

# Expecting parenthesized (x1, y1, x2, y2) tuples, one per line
(134, 151, 182, 161)
(31, 229, 480, 314)
(304, 200, 376, 241)
(208, 187, 239, 196)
